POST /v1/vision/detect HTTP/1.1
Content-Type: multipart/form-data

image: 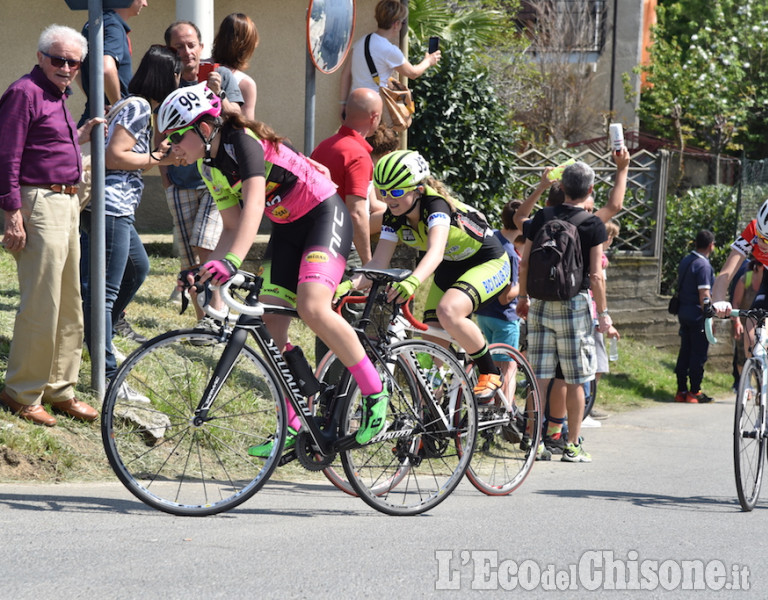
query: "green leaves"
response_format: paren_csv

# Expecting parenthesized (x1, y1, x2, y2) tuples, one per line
(661, 185, 738, 294)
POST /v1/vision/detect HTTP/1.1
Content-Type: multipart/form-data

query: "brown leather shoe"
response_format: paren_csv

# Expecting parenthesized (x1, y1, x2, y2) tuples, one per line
(0, 391, 57, 427)
(52, 398, 99, 422)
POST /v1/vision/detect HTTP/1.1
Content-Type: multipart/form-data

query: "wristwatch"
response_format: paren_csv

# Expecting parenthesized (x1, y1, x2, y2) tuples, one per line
(598, 309, 610, 317)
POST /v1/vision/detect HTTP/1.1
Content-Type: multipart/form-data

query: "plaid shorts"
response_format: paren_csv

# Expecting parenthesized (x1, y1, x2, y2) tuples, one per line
(165, 185, 223, 270)
(527, 292, 596, 384)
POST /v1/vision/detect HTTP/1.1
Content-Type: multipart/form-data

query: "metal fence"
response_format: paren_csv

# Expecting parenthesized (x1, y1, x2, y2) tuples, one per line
(738, 157, 768, 232)
(509, 148, 670, 257)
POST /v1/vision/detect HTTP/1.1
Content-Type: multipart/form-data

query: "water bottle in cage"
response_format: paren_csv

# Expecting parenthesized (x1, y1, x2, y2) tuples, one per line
(284, 345, 323, 396)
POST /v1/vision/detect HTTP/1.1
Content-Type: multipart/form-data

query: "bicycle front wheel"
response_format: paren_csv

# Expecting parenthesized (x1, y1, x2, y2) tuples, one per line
(341, 340, 477, 516)
(101, 329, 286, 516)
(464, 343, 542, 496)
(734, 358, 766, 511)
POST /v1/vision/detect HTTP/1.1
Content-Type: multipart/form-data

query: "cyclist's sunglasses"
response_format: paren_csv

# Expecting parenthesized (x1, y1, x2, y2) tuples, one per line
(41, 51, 81, 69)
(379, 187, 416, 198)
(757, 230, 768, 245)
(166, 125, 197, 145)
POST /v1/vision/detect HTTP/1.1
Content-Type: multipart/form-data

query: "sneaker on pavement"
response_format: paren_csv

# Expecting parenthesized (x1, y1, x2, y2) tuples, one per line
(116, 381, 150, 404)
(526, 442, 551, 461)
(562, 441, 592, 463)
(543, 433, 565, 455)
(674, 390, 688, 403)
(356, 387, 388, 444)
(248, 426, 298, 458)
(473, 373, 502, 403)
(590, 408, 610, 420)
(115, 316, 148, 343)
(581, 415, 602, 428)
(687, 390, 714, 404)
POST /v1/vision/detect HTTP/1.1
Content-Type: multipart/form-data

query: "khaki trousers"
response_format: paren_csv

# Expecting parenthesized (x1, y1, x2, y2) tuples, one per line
(4, 186, 83, 406)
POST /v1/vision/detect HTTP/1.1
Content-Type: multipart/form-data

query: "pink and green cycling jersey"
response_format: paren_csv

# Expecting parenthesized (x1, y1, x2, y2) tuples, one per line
(197, 123, 337, 221)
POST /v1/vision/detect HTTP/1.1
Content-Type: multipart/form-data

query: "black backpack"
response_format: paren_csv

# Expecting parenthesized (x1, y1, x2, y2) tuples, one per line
(527, 207, 591, 301)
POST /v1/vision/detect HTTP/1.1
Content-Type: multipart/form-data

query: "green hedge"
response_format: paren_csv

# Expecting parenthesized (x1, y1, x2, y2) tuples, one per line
(661, 185, 738, 295)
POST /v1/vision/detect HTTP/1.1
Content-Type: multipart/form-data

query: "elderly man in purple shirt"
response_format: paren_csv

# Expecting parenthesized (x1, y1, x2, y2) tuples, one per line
(0, 24, 102, 426)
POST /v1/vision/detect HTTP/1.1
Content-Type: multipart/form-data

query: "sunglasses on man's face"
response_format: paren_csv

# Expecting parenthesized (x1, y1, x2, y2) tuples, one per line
(757, 230, 768, 245)
(41, 51, 81, 69)
(166, 125, 197, 145)
(379, 187, 416, 198)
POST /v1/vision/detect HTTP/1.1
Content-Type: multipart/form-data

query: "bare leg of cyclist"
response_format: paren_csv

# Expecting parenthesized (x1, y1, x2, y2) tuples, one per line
(435, 289, 501, 400)
(297, 282, 387, 444)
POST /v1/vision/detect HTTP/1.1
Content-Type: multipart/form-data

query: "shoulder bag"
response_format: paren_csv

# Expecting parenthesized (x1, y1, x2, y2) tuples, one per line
(364, 34, 415, 132)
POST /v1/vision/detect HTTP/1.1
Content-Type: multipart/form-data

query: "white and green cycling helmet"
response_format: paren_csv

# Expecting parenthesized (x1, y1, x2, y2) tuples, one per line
(757, 198, 768, 239)
(373, 150, 430, 191)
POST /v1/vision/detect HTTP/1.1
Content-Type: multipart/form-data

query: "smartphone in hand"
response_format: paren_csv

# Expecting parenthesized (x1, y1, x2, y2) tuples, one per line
(428, 36, 440, 54)
(198, 62, 219, 83)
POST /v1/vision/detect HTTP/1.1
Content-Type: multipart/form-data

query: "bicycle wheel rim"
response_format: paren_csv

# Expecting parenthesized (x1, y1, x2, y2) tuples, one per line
(341, 340, 477, 515)
(101, 329, 286, 516)
(734, 359, 765, 511)
(464, 343, 542, 496)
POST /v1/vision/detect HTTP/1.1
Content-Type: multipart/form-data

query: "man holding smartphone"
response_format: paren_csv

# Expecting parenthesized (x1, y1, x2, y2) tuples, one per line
(162, 21, 243, 325)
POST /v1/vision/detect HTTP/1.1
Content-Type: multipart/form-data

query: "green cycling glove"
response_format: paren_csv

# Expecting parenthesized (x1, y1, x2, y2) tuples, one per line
(334, 279, 354, 301)
(391, 274, 420, 301)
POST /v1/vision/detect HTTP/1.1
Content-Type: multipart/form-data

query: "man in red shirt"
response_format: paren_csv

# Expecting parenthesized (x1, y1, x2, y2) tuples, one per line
(311, 87, 382, 265)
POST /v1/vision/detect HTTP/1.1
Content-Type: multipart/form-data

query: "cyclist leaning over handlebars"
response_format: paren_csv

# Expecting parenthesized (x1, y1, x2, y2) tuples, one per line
(711, 199, 768, 322)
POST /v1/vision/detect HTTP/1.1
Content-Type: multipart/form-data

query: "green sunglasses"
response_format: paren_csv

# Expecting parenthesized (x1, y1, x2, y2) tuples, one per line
(166, 125, 197, 145)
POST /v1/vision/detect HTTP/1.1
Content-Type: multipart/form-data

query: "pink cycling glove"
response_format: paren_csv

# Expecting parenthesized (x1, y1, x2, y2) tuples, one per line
(203, 258, 238, 284)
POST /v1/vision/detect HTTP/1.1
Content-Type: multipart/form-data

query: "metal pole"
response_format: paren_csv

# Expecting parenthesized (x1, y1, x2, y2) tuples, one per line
(304, 50, 316, 155)
(88, 0, 106, 397)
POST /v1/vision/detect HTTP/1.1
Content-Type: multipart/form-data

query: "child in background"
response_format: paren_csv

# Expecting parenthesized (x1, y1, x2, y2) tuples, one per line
(475, 200, 523, 403)
(583, 218, 621, 426)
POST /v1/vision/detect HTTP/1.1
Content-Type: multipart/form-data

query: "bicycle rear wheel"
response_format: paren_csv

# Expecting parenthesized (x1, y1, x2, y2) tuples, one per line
(341, 340, 477, 516)
(101, 329, 286, 516)
(734, 358, 766, 511)
(464, 343, 542, 496)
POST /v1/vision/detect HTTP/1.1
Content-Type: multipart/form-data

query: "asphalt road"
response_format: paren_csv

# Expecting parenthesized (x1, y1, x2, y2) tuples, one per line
(0, 395, 765, 599)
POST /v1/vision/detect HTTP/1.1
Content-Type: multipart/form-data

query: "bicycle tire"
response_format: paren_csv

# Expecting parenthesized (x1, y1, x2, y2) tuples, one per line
(463, 343, 542, 496)
(313, 351, 411, 498)
(734, 358, 766, 511)
(313, 351, 358, 496)
(340, 340, 477, 516)
(101, 329, 287, 516)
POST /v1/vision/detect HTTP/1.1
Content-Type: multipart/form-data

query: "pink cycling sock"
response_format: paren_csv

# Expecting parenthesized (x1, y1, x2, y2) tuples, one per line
(348, 356, 383, 397)
(286, 400, 302, 431)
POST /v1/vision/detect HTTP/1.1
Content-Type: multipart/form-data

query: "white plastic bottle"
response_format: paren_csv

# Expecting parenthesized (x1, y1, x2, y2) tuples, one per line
(609, 123, 624, 152)
(608, 336, 619, 361)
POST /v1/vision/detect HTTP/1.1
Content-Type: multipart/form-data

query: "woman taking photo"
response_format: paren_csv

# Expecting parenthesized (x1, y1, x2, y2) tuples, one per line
(81, 45, 180, 397)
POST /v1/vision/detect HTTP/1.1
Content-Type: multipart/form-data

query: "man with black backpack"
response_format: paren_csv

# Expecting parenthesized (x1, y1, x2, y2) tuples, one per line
(517, 161, 611, 463)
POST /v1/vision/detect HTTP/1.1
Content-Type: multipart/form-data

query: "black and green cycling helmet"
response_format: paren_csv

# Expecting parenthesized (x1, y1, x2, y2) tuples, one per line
(373, 150, 431, 191)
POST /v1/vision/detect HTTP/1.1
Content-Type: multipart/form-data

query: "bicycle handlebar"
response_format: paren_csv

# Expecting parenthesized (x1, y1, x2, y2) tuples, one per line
(704, 309, 742, 344)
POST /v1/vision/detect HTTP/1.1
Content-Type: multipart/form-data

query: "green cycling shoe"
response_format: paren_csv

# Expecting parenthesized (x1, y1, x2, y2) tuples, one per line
(248, 426, 298, 458)
(355, 387, 388, 445)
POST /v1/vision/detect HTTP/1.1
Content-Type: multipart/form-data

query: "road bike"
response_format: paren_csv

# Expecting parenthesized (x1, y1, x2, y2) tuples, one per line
(706, 307, 768, 511)
(101, 268, 477, 516)
(315, 294, 543, 497)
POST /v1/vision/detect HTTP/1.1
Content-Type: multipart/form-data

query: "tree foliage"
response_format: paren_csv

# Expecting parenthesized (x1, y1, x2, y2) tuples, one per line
(636, 0, 768, 158)
(406, 0, 525, 215)
(661, 185, 738, 295)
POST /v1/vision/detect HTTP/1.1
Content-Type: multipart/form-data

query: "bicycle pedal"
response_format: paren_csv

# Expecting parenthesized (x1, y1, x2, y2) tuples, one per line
(278, 449, 297, 466)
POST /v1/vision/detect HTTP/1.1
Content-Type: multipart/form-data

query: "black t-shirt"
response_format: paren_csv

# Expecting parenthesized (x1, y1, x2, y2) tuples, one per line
(525, 204, 607, 291)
